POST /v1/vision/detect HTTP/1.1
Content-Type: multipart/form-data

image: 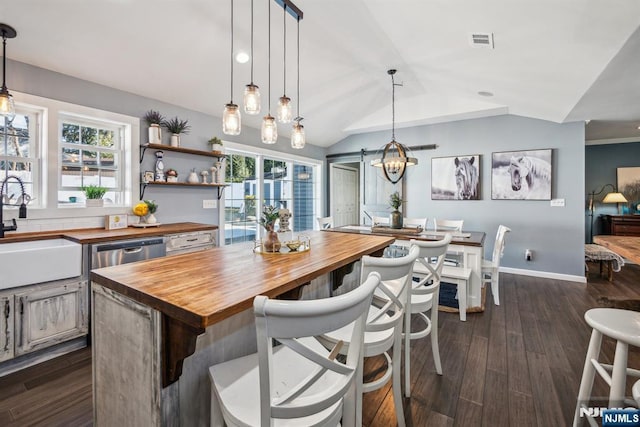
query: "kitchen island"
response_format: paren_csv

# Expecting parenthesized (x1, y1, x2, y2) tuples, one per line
(90, 230, 394, 426)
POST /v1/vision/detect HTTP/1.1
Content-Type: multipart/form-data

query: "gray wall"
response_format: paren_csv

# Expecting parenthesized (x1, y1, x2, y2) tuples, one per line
(585, 141, 640, 239)
(328, 115, 586, 277)
(8, 59, 325, 225)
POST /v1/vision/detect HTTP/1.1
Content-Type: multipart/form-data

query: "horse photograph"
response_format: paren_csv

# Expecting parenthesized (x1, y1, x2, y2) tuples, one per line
(491, 149, 552, 200)
(431, 155, 480, 200)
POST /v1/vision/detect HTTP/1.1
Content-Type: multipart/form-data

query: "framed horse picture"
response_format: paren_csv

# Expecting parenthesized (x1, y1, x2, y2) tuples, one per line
(491, 149, 552, 200)
(431, 155, 480, 200)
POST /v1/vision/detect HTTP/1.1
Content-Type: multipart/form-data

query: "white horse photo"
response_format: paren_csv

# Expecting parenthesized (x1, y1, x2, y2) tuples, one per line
(454, 156, 479, 200)
(508, 155, 551, 195)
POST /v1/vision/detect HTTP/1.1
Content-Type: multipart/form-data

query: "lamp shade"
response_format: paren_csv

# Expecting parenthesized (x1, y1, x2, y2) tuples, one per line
(602, 192, 628, 203)
(243, 84, 261, 115)
(261, 114, 277, 144)
(223, 103, 241, 135)
(291, 122, 305, 149)
(0, 91, 14, 119)
(277, 96, 293, 123)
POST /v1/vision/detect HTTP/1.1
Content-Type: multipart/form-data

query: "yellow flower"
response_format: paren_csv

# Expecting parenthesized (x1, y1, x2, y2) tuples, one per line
(133, 202, 149, 217)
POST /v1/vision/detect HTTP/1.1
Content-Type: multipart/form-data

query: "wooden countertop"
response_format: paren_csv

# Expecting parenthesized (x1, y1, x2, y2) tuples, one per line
(326, 226, 486, 247)
(90, 230, 395, 329)
(593, 235, 640, 264)
(0, 222, 217, 244)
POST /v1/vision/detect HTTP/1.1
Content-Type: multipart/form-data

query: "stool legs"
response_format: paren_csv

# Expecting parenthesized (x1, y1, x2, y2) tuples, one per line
(573, 329, 603, 427)
(610, 340, 629, 407)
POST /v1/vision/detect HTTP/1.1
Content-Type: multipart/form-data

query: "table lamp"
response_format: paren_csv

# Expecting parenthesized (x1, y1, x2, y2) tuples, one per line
(588, 184, 628, 242)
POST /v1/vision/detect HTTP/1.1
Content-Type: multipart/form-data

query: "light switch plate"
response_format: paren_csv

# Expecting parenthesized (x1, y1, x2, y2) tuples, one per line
(550, 198, 565, 207)
(203, 199, 217, 209)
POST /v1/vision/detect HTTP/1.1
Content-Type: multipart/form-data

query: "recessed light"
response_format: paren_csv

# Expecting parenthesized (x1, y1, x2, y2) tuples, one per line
(477, 91, 493, 97)
(637, 125, 640, 130)
(235, 51, 250, 64)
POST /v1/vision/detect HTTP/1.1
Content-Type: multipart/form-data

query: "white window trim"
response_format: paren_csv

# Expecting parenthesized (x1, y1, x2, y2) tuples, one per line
(11, 91, 139, 220)
(221, 140, 324, 244)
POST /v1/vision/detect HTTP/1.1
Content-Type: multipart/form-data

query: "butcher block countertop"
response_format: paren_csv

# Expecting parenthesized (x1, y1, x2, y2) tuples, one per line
(0, 222, 217, 244)
(593, 235, 640, 265)
(90, 230, 395, 329)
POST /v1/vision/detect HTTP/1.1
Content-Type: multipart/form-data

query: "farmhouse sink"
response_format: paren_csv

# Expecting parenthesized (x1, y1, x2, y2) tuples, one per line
(0, 239, 82, 289)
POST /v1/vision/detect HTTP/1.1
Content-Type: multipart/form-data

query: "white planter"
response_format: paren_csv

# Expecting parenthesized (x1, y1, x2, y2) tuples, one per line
(170, 134, 180, 147)
(146, 213, 157, 224)
(86, 199, 104, 208)
(211, 143, 223, 153)
(148, 124, 162, 144)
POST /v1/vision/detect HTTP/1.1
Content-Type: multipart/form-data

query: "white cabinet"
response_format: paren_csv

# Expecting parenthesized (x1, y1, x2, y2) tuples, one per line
(14, 279, 88, 356)
(0, 292, 14, 362)
(166, 230, 216, 255)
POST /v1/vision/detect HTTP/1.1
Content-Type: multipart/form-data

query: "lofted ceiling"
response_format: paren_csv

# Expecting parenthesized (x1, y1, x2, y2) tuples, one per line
(2, 0, 640, 147)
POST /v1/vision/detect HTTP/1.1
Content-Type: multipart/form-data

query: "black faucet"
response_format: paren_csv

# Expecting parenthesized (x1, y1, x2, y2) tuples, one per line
(0, 175, 28, 238)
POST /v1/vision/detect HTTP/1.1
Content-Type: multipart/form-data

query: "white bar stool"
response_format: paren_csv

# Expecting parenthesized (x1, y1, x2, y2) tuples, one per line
(573, 308, 640, 427)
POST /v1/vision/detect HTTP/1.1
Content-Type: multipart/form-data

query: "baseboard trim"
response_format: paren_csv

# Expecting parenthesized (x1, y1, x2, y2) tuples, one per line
(500, 267, 587, 283)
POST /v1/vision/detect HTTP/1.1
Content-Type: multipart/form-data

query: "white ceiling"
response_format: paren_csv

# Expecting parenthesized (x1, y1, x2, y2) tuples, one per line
(2, 0, 640, 147)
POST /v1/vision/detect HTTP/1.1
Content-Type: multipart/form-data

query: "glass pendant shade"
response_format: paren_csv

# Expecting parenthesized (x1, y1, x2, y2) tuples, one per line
(0, 90, 15, 120)
(223, 103, 241, 135)
(291, 122, 305, 149)
(243, 84, 261, 115)
(261, 115, 277, 144)
(277, 96, 293, 123)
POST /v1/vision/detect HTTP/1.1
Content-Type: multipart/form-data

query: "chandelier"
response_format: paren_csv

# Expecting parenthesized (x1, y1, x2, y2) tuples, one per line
(371, 69, 418, 184)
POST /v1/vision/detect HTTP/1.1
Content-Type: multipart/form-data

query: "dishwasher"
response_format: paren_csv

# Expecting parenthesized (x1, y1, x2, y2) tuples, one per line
(90, 237, 167, 269)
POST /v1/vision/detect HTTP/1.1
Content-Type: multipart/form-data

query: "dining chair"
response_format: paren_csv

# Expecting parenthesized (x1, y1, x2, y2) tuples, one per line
(209, 272, 382, 427)
(482, 225, 511, 305)
(433, 218, 464, 231)
(317, 216, 335, 229)
(318, 245, 419, 427)
(372, 215, 390, 226)
(403, 217, 427, 230)
(378, 235, 451, 398)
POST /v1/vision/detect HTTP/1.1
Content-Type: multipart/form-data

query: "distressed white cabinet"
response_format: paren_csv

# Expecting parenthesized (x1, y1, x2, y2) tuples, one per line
(14, 279, 88, 356)
(0, 292, 14, 362)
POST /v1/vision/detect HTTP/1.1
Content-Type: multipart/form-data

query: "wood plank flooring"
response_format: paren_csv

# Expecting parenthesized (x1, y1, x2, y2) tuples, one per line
(1, 262, 639, 426)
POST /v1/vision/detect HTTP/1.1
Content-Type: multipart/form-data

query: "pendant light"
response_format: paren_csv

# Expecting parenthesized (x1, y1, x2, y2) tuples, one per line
(290, 15, 305, 149)
(243, 0, 260, 115)
(371, 69, 418, 184)
(223, 0, 241, 135)
(261, 0, 277, 144)
(276, 5, 293, 123)
(0, 24, 17, 120)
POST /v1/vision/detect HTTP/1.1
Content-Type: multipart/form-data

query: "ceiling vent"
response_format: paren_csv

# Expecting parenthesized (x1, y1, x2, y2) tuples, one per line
(469, 33, 494, 48)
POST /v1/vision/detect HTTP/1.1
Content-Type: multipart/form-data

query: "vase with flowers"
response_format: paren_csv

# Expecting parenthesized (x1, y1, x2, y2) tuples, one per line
(389, 191, 403, 229)
(259, 205, 281, 252)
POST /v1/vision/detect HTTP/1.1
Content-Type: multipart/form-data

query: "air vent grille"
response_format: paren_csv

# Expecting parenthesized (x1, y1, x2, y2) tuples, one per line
(469, 33, 494, 48)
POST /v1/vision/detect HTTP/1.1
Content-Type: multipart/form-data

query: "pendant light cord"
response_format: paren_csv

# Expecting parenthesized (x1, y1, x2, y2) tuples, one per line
(250, 0, 254, 84)
(268, 0, 271, 114)
(1, 32, 7, 91)
(229, 0, 234, 103)
(391, 71, 395, 141)
(282, 5, 287, 97)
(296, 17, 300, 120)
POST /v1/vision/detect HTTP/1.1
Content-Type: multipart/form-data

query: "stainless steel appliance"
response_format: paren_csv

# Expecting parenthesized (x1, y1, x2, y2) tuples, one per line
(91, 237, 166, 269)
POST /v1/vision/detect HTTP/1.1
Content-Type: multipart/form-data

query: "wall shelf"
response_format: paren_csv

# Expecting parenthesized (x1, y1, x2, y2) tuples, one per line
(140, 181, 227, 200)
(140, 143, 225, 163)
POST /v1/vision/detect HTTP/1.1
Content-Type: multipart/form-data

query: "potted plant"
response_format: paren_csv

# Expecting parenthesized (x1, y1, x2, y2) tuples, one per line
(144, 110, 165, 145)
(162, 117, 191, 147)
(144, 200, 159, 224)
(83, 184, 107, 207)
(389, 191, 403, 229)
(166, 168, 178, 183)
(208, 137, 223, 153)
(259, 205, 281, 252)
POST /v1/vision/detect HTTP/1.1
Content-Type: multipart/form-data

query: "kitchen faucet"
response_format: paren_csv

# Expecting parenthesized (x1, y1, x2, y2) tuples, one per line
(0, 175, 28, 238)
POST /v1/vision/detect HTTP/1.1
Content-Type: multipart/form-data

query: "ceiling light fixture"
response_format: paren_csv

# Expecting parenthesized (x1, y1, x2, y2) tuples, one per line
(371, 69, 418, 184)
(276, 4, 292, 123)
(291, 14, 304, 149)
(0, 24, 17, 120)
(477, 90, 493, 97)
(243, 0, 260, 115)
(235, 51, 250, 64)
(261, 0, 277, 144)
(223, 0, 241, 135)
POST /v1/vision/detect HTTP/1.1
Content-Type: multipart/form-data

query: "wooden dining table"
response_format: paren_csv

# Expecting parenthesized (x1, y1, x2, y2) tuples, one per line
(593, 235, 640, 264)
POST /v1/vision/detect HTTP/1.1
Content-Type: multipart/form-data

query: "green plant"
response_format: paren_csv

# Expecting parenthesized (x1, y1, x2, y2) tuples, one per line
(144, 110, 165, 125)
(144, 199, 158, 214)
(208, 137, 223, 146)
(389, 191, 402, 210)
(162, 117, 191, 134)
(259, 205, 280, 230)
(83, 184, 107, 199)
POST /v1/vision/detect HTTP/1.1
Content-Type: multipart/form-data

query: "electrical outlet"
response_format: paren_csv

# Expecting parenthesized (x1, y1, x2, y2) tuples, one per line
(202, 199, 217, 209)
(525, 249, 533, 261)
(550, 198, 565, 207)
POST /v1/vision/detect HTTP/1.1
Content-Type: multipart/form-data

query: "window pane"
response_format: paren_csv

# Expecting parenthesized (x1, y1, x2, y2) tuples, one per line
(61, 165, 82, 188)
(81, 127, 98, 146)
(100, 151, 116, 168)
(1, 114, 31, 157)
(61, 147, 80, 165)
(62, 123, 79, 144)
(98, 129, 115, 148)
(225, 153, 258, 244)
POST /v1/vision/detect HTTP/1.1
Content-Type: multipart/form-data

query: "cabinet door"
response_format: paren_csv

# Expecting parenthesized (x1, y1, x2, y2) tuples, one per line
(0, 293, 14, 362)
(15, 280, 88, 356)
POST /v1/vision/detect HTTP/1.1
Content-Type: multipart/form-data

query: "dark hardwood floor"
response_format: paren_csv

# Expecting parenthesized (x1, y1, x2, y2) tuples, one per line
(1, 262, 639, 426)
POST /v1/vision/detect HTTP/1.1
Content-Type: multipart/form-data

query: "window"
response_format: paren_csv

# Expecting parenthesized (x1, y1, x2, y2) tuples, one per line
(59, 115, 125, 205)
(223, 145, 321, 245)
(0, 107, 42, 207)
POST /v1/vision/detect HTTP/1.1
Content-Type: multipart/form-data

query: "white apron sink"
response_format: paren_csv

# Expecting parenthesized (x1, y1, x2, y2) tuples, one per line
(0, 239, 82, 289)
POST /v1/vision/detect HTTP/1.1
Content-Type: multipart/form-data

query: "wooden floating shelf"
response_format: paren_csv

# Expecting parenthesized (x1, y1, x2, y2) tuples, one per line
(140, 143, 226, 162)
(140, 181, 228, 199)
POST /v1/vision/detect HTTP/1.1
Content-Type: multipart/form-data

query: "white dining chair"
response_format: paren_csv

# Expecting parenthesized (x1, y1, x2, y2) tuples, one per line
(482, 225, 511, 305)
(403, 217, 427, 230)
(209, 272, 381, 427)
(317, 216, 335, 229)
(318, 245, 419, 427)
(433, 219, 463, 232)
(372, 215, 390, 226)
